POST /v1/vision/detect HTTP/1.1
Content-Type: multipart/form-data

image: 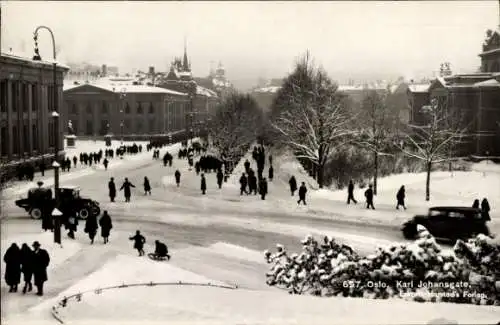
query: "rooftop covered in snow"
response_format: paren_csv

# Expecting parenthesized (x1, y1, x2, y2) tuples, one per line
(63, 82, 187, 96)
(1, 51, 70, 70)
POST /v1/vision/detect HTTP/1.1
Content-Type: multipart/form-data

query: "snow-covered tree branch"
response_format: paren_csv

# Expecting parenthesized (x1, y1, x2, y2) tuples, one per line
(270, 53, 356, 188)
(398, 97, 469, 201)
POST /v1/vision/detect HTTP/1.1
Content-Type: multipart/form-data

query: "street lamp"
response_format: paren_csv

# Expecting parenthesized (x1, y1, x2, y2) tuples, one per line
(33, 26, 61, 244)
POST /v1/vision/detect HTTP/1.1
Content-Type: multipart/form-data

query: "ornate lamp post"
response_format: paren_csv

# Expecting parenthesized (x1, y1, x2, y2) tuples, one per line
(33, 25, 62, 244)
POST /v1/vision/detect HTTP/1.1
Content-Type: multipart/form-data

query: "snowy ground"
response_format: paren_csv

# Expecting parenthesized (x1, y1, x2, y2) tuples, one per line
(2, 140, 500, 324)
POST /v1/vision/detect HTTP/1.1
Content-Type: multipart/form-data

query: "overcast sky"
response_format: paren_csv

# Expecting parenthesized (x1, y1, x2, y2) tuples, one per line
(1, 1, 498, 88)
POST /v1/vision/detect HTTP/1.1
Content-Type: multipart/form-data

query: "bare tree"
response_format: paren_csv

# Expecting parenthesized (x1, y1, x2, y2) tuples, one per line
(211, 93, 262, 164)
(356, 88, 399, 195)
(398, 97, 467, 201)
(271, 53, 355, 188)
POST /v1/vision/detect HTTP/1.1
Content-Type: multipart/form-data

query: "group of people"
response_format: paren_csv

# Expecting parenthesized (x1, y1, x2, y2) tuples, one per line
(3, 241, 50, 296)
(346, 181, 403, 210)
(128, 230, 170, 260)
(472, 198, 491, 221)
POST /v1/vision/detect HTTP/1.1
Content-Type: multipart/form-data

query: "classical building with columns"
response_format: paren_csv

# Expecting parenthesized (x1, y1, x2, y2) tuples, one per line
(0, 52, 68, 167)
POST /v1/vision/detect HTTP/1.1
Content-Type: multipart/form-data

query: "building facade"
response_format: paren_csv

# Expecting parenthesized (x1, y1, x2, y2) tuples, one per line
(480, 29, 500, 73)
(0, 52, 68, 165)
(62, 83, 189, 137)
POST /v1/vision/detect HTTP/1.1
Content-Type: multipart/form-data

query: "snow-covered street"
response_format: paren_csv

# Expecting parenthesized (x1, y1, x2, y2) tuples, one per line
(1, 140, 499, 323)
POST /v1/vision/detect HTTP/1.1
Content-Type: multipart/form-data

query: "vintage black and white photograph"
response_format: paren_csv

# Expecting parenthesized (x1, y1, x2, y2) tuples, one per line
(1, 1, 500, 324)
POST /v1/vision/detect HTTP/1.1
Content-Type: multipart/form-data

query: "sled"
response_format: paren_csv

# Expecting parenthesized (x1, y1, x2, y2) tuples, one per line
(147, 253, 171, 261)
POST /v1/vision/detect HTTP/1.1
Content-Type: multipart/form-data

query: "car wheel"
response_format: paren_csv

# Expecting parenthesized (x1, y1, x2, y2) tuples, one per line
(91, 205, 101, 217)
(79, 207, 90, 220)
(402, 223, 417, 239)
(30, 208, 43, 220)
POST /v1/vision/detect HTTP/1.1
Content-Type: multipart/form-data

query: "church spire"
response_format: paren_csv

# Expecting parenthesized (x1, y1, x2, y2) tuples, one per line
(183, 36, 190, 72)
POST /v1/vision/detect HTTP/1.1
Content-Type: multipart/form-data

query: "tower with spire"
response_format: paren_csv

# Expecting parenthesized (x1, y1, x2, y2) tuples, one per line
(478, 0, 500, 72)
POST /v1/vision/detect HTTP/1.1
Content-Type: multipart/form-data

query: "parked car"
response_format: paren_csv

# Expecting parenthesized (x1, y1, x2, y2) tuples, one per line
(402, 206, 491, 242)
(15, 185, 100, 220)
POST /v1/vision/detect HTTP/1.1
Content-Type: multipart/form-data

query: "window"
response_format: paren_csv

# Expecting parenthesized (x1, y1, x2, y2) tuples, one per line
(149, 102, 154, 114)
(0, 127, 7, 156)
(12, 82, 18, 112)
(86, 120, 93, 136)
(23, 123, 29, 152)
(137, 102, 143, 114)
(101, 101, 108, 115)
(124, 119, 131, 131)
(22, 83, 29, 112)
(32, 124, 38, 151)
(71, 103, 77, 114)
(47, 85, 53, 112)
(48, 121, 54, 147)
(149, 118, 155, 133)
(125, 102, 131, 114)
(86, 103, 92, 115)
(1, 80, 8, 112)
(136, 120, 143, 133)
(12, 125, 19, 154)
(31, 84, 37, 112)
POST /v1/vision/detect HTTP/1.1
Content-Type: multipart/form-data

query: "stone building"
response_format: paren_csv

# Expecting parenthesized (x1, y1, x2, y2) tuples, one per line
(62, 81, 188, 138)
(480, 29, 500, 73)
(0, 52, 68, 167)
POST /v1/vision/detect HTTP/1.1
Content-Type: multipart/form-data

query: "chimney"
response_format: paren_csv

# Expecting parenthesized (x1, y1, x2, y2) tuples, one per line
(102, 64, 108, 77)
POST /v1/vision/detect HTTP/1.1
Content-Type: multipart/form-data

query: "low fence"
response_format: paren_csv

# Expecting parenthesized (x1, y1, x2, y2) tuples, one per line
(50, 280, 238, 324)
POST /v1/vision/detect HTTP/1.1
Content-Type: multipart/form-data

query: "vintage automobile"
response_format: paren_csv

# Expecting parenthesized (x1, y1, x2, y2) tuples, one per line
(402, 206, 491, 242)
(15, 185, 100, 220)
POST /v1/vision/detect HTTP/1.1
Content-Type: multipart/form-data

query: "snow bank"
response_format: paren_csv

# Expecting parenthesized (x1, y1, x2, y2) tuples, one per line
(206, 242, 265, 264)
(50, 285, 500, 324)
(273, 148, 320, 190)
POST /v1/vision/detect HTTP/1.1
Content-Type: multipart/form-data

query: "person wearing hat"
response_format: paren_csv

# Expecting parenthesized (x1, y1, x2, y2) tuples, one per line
(32, 241, 50, 296)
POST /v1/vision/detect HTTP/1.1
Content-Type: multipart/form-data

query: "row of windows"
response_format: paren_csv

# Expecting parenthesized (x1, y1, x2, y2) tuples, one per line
(67, 101, 189, 116)
(0, 80, 40, 113)
(0, 123, 40, 157)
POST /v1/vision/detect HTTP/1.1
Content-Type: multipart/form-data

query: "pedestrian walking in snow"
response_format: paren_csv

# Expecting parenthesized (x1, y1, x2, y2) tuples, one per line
(129, 230, 146, 256)
(65, 212, 78, 239)
(268, 165, 274, 181)
(239, 173, 248, 195)
(297, 182, 307, 205)
(175, 170, 181, 187)
(365, 184, 375, 210)
(143, 177, 151, 195)
(259, 177, 268, 200)
(201, 174, 207, 195)
(99, 211, 113, 244)
(120, 177, 136, 202)
(269, 154, 273, 166)
(472, 199, 480, 209)
(249, 171, 257, 195)
(195, 161, 201, 175)
(73, 156, 77, 168)
(32, 241, 50, 296)
(289, 176, 297, 196)
(20, 243, 34, 294)
(108, 177, 116, 202)
(216, 169, 224, 189)
(103, 158, 109, 170)
(347, 180, 357, 204)
(396, 185, 406, 210)
(481, 198, 491, 221)
(3, 243, 21, 292)
(244, 159, 251, 174)
(84, 214, 99, 244)
(39, 161, 46, 176)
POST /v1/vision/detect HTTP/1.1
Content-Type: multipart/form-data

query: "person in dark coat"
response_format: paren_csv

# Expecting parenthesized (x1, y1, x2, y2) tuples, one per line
(120, 177, 136, 202)
(3, 243, 21, 292)
(39, 161, 46, 176)
(259, 177, 268, 200)
(472, 199, 480, 209)
(73, 156, 77, 168)
(244, 160, 251, 174)
(154, 240, 170, 260)
(103, 158, 109, 170)
(84, 214, 99, 244)
(20, 243, 34, 294)
(108, 177, 116, 202)
(249, 172, 258, 195)
(32, 241, 50, 296)
(129, 230, 146, 256)
(297, 182, 307, 205)
(239, 173, 248, 195)
(481, 198, 491, 221)
(99, 211, 113, 244)
(268, 166, 274, 181)
(365, 184, 375, 210)
(65, 212, 78, 239)
(289, 176, 297, 196)
(175, 170, 181, 187)
(200, 174, 207, 195)
(195, 161, 201, 175)
(396, 185, 406, 210)
(143, 177, 151, 195)
(347, 180, 357, 204)
(216, 169, 224, 189)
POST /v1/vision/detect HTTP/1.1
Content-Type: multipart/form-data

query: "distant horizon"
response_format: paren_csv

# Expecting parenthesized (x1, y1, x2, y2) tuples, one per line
(2, 1, 497, 90)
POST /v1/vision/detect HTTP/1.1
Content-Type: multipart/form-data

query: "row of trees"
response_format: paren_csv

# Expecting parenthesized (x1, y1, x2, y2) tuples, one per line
(268, 52, 469, 201)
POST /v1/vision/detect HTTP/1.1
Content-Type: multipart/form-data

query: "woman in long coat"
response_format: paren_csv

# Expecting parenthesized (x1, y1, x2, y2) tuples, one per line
(143, 177, 151, 195)
(99, 211, 113, 244)
(3, 243, 21, 292)
(84, 214, 99, 244)
(200, 174, 207, 195)
(20, 243, 34, 293)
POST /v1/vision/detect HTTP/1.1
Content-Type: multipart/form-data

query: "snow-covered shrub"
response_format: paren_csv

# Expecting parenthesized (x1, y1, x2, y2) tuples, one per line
(265, 228, 500, 305)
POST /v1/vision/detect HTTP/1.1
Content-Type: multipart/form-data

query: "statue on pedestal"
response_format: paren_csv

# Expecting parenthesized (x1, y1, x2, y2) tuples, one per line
(68, 120, 75, 135)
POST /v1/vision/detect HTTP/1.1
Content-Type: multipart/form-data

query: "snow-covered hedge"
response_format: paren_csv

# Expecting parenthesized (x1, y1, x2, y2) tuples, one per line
(264, 226, 500, 305)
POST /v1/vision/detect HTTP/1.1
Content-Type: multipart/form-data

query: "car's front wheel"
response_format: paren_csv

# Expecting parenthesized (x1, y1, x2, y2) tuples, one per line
(30, 207, 43, 220)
